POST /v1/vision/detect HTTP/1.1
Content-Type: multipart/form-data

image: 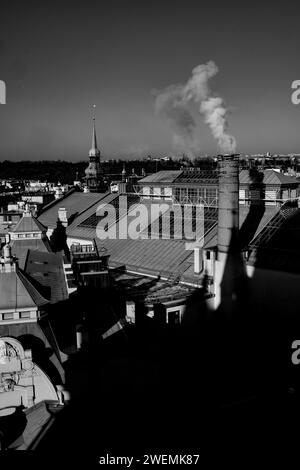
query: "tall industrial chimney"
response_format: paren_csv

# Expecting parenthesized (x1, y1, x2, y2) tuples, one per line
(210, 154, 240, 311)
(217, 154, 239, 253)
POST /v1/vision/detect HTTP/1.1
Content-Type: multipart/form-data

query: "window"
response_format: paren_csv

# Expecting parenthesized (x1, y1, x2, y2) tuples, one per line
(250, 190, 260, 201)
(205, 188, 217, 204)
(206, 251, 211, 260)
(143, 186, 150, 199)
(265, 190, 277, 206)
(164, 187, 172, 199)
(167, 310, 181, 326)
(3, 313, 13, 320)
(239, 189, 246, 204)
(180, 188, 187, 203)
(188, 188, 198, 203)
(174, 188, 180, 200)
(153, 187, 161, 198)
(199, 188, 205, 199)
(20, 311, 31, 319)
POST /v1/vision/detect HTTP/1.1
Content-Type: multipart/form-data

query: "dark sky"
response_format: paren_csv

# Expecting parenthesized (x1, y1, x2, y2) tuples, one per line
(1, 0, 300, 160)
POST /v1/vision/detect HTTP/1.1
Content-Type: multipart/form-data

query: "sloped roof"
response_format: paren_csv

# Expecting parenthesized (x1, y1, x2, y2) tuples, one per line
(203, 205, 279, 249)
(0, 268, 49, 310)
(138, 170, 182, 184)
(12, 214, 47, 234)
(138, 169, 299, 187)
(246, 207, 300, 272)
(66, 192, 126, 240)
(38, 191, 109, 230)
(24, 250, 68, 304)
(95, 237, 194, 279)
(239, 169, 298, 185)
(11, 238, 52, 269)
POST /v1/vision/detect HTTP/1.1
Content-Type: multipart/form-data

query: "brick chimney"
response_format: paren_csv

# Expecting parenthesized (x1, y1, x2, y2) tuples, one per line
(58, 207, 68, 227)
(217, 154, 239, 254)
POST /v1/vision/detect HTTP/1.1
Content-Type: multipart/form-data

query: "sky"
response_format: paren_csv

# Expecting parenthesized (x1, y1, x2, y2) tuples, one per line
(1, 0, 300, 160)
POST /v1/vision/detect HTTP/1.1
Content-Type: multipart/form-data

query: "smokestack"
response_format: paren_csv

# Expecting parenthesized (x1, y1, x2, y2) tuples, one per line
(217, 154, 239, 254)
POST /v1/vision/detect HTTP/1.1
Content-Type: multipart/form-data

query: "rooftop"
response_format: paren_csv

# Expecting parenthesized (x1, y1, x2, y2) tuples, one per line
(66, 192, 139, 240)
(138, 170, 182, 184)
(138, 169, 299, 187)
(24, 250, 68, 304)
(0, 266, 49, 310)
(10, 238, 52, 269)
(12, 212, 47, 234)
(38, 191, 110, 230)
(239, 169, 298, 186)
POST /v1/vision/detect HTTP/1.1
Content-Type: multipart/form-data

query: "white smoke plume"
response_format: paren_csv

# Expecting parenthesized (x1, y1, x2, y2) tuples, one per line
(154, 61, 236, 154)
(154, 84, 197, 155)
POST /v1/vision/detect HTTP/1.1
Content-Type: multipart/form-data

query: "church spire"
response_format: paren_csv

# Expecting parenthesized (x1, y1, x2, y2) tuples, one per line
(89, 116, 100, 158)
(85, 108, 104, 192)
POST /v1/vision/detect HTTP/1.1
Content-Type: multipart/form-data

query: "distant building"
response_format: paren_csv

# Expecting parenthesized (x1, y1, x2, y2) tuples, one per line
(21, 191, 55, 210)
(137, 167, 300, 206)
(239, 169, 299, 205)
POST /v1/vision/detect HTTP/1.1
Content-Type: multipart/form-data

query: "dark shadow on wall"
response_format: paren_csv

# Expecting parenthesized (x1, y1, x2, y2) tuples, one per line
(0, 406, 27, 450)
(33, 224, 300, 461)
(239, 168, 266, 248)
(49, 219, 70, 259)
(17, 334, 62, 386)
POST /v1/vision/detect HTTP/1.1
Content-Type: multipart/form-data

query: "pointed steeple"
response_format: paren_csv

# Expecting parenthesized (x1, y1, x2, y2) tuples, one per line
(89, 117, 100, 158)
(85, 111, 104, 192)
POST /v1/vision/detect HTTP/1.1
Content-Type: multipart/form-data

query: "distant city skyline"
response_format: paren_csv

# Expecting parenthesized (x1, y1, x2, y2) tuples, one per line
(1, 0, 300, 160)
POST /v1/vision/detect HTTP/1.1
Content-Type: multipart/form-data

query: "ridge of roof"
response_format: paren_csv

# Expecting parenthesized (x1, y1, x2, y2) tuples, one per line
(38, 187, 77, 215)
